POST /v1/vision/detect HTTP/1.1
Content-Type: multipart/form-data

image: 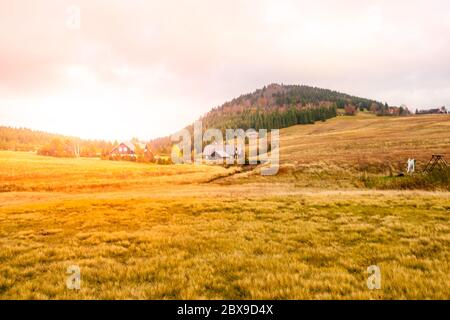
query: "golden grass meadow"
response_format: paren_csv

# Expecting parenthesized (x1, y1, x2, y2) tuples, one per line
(0, 114, 449, 299)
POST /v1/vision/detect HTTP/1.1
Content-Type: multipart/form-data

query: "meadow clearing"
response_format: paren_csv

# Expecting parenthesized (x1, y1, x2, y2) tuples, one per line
(0, 114, 449, 299)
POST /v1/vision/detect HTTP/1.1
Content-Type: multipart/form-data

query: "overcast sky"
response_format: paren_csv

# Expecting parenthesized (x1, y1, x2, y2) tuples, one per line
(1, 0, 449, 140)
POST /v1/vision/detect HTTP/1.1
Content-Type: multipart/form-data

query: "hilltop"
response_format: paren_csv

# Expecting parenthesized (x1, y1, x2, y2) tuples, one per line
(194, 83, 391, 131)
(149, 84, 389, 153)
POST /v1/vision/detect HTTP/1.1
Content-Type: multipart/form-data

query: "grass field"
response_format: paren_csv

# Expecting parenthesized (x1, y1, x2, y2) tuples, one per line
(0, 114, 449, 299)
(221, 113, 450, 189)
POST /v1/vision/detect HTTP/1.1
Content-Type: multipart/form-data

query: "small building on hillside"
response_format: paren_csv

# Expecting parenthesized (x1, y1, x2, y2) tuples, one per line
(204, 143, 243, 161)
(417, 106, 447, 114)
(209, 149, 233, 161)
(387, 106, 400, 116)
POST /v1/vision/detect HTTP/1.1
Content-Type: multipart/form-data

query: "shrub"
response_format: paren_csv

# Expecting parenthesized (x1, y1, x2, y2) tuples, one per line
(362, 168, 450, 191)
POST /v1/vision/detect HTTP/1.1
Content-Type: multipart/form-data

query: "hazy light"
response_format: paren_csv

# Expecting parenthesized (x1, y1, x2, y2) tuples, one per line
(0, 0, 449, 140)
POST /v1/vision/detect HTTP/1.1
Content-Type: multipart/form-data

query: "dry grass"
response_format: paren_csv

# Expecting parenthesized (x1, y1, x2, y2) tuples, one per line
(220, 113, 450, 188)
(1, 190, 449, 299)
(0, 151, 235, 192)
(0, 114, 449, 300)
(280, 113, 450, 170)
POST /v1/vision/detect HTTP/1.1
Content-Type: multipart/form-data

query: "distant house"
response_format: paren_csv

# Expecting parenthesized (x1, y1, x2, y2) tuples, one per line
(209, 149, 233, 161)
(417, 106, 447, 115)
(387, 106, 400, 116)
(110, 141, 147, 158)
(204, 143, 243, 161)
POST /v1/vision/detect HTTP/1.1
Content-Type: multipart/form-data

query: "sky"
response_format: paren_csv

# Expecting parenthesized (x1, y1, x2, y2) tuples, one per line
(1, 0, 449, 141)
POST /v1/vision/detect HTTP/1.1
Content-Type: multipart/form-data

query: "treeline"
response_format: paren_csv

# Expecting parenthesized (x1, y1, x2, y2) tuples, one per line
(217, 84, 383, 113)
(0, 126, 114, 158)
(0, 127, 60, 151)
(38, 138, 114, 158)
(147, 136, 172, 155)
(200, 84, 383, 133)
(271, 85, 383, 111)
(202, 106, 337, 132)
(376, 103, 411, 116)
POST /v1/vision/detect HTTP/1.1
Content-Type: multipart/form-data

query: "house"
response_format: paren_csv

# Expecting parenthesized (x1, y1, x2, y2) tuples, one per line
(209, 149, 233, 161)
(110, 141, 148, 157)
(204, 143, 243, 161)
(387, 106, 400, 116)
(417, 106, 447, 114)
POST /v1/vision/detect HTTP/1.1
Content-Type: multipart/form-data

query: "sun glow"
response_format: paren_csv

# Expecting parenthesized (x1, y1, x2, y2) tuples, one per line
(1, 0, 449, 140)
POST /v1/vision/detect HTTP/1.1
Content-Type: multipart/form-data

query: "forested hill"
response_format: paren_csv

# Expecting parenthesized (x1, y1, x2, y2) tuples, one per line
(147, 84, 385, 154)
(197, 84, 383, 131)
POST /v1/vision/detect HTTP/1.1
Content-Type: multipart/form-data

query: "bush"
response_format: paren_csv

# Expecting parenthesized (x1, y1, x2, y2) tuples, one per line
(362, 168, 450, 191)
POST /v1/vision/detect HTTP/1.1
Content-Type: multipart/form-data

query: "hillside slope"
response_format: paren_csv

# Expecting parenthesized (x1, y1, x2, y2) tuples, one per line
(279, 113, 450, 169)
(220, 113, 450, 188)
